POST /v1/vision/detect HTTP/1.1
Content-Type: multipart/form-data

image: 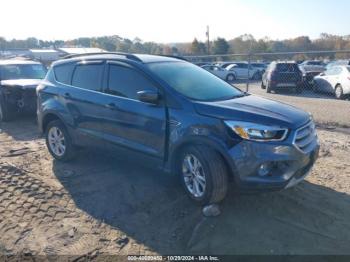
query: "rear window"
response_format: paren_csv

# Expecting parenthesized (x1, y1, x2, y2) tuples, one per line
(276, 63, 300, 72)
(54, 63, 75, 85)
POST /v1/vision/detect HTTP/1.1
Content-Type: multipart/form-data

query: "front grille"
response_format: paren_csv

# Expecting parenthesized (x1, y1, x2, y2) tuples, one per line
(294, 121, 317, 153)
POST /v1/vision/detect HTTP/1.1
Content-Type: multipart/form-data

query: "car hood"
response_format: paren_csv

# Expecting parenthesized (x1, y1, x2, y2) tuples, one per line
(194, 95, 311, 129)
(0, 79, 42, 89)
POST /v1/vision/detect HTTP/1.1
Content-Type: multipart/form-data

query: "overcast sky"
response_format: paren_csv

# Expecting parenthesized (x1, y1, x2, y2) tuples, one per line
(1, 0, 349, 42)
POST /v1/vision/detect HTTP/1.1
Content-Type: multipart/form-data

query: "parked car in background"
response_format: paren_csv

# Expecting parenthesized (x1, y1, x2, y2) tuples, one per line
(251, 62, 268, 74)
(215, 61, 236, 69)
(299, 60, 326, 87)
(300, 60, 326, 72)
(262, 62, 303, 93)
(0, 58, 47, 121)
(37, 53, 319, 204)
(226, 62, 261, 80)
(326, 60, 350, 70)
(201, 65, 236, 81)
(313, 66, 350, 99)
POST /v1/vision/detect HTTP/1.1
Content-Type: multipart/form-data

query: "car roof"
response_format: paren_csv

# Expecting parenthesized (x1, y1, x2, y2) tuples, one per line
(52, 53, 184, 67)
(0, 59, 42, 65)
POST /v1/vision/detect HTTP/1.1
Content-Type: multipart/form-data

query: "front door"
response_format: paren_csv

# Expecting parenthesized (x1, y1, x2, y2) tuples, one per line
(101, 61, 166, 158)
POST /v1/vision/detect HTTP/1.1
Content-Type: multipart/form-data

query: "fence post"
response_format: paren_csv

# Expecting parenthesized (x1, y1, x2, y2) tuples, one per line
(246, 53, 251, 92)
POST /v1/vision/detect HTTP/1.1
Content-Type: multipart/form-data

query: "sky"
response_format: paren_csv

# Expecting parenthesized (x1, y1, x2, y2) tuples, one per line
(0, 0, 349, 43)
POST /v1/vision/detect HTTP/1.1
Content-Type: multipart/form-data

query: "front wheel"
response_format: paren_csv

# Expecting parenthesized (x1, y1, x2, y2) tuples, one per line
(226, 74, 236, 82)
(45, 120, 76, 161)
(335, 84, 344, 100)
(178, 145, 228, 205)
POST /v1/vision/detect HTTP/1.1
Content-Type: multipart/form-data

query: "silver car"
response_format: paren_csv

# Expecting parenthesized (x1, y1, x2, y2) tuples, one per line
(201, 65, 237, 82)
(314, 66, 350, 99)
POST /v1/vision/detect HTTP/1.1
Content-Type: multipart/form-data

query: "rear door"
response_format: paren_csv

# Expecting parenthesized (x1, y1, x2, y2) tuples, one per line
(62, 60, 108, 146)
(101, 61, 166, 158)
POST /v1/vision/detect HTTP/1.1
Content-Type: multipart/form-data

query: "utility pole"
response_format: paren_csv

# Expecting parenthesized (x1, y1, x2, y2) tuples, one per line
(206, 25, 210, 55)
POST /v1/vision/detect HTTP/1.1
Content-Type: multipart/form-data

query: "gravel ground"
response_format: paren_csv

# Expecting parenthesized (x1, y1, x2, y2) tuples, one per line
(234, 81, 350, 128)
(0, 117, 350, 257)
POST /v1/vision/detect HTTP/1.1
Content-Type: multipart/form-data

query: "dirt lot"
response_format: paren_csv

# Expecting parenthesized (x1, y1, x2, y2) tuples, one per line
(0, 117, 350, 256)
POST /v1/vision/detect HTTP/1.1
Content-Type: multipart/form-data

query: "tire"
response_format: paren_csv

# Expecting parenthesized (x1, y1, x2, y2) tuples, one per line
(335, 84, 344, 100)
(312, 82, 319, 93)
(226, 74, 236, 82)
(45, 120, 76, 162)
(266, 83, 273, 93)
(0, 94, 12, 122)
(295, 86, 302, 94)
(261, 81, 266, 89)
(178, 145, 228, 205)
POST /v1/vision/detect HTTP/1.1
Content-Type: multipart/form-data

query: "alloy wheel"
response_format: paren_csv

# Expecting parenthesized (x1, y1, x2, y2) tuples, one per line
(48, 126, 66, 157)
(182, 154, 206, 198)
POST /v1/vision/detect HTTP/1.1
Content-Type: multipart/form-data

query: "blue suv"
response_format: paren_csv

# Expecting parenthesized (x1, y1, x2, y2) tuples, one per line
(37, 53, 320, 204)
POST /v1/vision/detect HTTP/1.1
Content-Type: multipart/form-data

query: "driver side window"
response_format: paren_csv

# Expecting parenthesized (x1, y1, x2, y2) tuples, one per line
(106, 64, 157, 100)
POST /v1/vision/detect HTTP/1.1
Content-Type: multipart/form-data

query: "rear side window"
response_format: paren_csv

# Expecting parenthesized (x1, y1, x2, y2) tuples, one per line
(107, 65, 156, 100)
(276, 64, 299, 72)
(72, 63, 104, 91)
(54, 63, 75, 85)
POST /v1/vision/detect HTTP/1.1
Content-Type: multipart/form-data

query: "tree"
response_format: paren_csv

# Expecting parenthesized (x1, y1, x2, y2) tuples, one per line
(212, 37, 229, 55)
(190, 38, 206, 55)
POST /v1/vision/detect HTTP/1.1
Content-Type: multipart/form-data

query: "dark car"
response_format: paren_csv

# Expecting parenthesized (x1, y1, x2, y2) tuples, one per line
(0, 59, 47, 121)
(37, 53, 319, 204)
(261, 62, 303, 93)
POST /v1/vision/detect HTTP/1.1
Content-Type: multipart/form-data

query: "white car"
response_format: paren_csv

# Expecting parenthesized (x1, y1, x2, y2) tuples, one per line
(201, 65, 237, 82)
(226, 63, 261, 80)
(313, 66, 350, 99)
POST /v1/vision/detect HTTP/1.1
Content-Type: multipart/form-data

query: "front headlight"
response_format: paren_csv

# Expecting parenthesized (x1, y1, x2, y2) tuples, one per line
(224, 121, 288, 141)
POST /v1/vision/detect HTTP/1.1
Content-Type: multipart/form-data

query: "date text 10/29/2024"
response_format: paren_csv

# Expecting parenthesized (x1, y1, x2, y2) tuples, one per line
(128, 256, 220, 261)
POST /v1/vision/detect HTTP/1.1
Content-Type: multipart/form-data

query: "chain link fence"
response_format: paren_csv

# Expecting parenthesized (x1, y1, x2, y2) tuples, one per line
(185, 51, 350, 127)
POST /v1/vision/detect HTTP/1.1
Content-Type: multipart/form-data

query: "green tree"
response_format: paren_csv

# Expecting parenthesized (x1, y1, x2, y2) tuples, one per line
(212, 37, 229, 55)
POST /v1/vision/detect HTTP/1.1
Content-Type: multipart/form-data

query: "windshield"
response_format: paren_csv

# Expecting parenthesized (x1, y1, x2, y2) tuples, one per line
(148, 62, 243, 101)
(0, 64, 47, 80)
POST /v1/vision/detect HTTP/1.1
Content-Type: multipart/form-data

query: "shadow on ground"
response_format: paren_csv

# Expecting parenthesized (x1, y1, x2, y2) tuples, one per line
(52, 148, 350, 255)
(0, 116, 39, 141)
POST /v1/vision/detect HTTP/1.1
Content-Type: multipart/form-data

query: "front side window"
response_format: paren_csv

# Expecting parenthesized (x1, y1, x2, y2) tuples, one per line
(148, 61, 243, 101)
(0, 64, 47, 80)
(107, 65, 156, 100)
(72, 63, 104, 91)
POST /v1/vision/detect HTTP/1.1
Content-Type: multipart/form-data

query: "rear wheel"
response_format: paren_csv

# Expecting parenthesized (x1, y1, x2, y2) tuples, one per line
(335, 84, 344, 100)
(261, 81, 266, 89)
(178, 145, 228, 205)
(45, 120, 76, 161)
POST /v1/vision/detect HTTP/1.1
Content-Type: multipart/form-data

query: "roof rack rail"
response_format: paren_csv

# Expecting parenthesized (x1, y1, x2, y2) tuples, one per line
(159, 55, 188, 61)
(62, 52, 143, 62)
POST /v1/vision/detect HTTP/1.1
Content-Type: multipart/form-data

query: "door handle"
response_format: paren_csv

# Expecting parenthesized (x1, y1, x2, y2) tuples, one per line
(63, 92, 71, 98)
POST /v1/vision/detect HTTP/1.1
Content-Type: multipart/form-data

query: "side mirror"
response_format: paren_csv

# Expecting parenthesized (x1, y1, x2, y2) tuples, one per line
(137, 90, 160, 105)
